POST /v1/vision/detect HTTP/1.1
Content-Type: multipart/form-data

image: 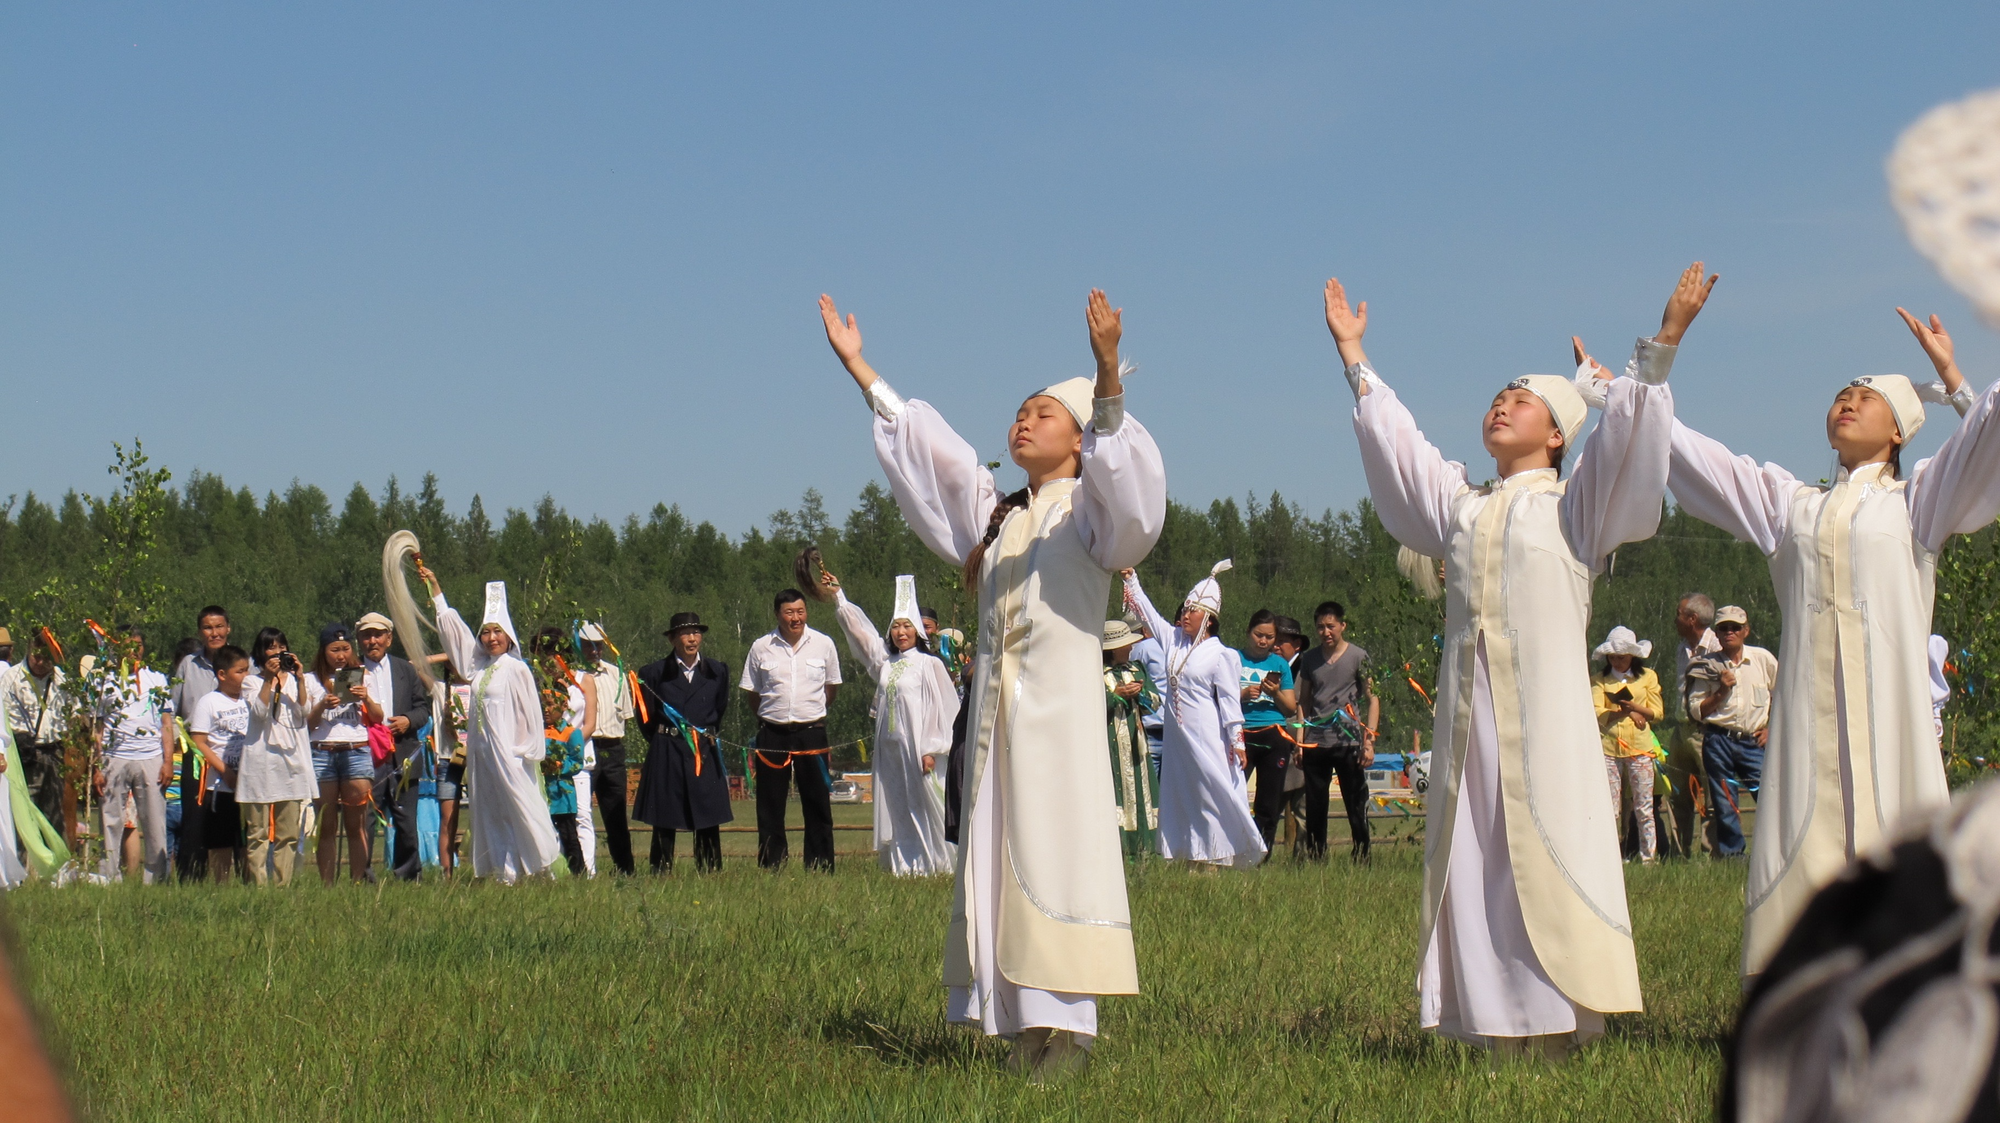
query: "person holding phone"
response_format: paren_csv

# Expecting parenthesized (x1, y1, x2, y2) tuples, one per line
(236, 628, 316, 886)
(306, 622, 382, 883)
(1235, 609, 1298, 854)
(1591, 626, 1665, 864)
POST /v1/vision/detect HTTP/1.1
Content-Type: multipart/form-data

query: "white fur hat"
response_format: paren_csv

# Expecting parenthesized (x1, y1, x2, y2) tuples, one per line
(1504, 374, 1589, 449)
(1847, 374, 1927, 440)
(1593, 625, 1653, 659)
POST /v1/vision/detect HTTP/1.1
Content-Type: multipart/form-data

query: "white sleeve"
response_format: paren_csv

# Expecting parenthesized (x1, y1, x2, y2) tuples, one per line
(1667, 419, 1799, 555)
(872, 398, 1000, 567)
(737, 643, 760, 694)
(507, 662, 546, 762)
(433, 594, 479, 675)
(1122, 571, 1183, 660)
(187, 694, 215, 735)
(1071, 398, 1169, 572)
(919, 657, 960, 756)
(832, 591, 888, 683)
(1560, 365, 1675, 569)
(1214, 652, 1245, 743)
(1349, 367, 1466, 560)
(1908, 377, 2000, 553)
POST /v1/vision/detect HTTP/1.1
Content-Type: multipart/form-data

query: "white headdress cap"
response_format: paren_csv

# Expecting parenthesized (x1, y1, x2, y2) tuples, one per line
(1593, 625, 1654, 660)
(1503, 374, 1588, 449)
(481, 581, 520, 650)
(1027, 376, 1096, 431)
(891, 575, 921, 629)
(1185, 559, 1232, 619)
(1847, 374, 1927, 441)
(579, 622, 608, 642)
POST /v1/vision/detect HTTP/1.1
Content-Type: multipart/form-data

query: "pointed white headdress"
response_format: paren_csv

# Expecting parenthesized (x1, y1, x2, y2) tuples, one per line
(481, 581, 520, 650)
(890, 575, 921, 628)
(1185, 559, 1232, 619)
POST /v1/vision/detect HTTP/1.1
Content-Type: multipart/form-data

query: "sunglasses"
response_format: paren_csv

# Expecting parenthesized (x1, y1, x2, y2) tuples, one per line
(1714, 622, 1746, 633)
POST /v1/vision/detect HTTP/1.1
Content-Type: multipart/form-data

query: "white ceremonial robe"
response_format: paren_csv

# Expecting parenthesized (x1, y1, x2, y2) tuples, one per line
(235, 675, 319, 805)
(0, 703, 25, 889)
(434, 594, 562, 885)
(1668, 378, 2000, 975)
(834, 590, 958, 877)
(869, 390, 1165, 1038)
(1351, 340, 1674, 1043)
(1123, 575, 1262, 868)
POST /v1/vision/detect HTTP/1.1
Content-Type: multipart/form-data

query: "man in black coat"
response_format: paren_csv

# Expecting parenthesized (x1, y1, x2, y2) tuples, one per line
(357, 613, 436, 881)
(633, 612, 733, 872)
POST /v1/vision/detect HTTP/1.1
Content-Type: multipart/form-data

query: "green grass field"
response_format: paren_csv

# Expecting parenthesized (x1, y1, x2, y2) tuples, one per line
(4, 807, 1745, 1122)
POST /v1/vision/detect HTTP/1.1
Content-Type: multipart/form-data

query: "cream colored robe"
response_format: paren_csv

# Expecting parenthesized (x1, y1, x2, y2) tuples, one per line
(1351, 340, 1673, 1037)
(1668, 377, 2000, 974)
(868, 387, 1165, 1012)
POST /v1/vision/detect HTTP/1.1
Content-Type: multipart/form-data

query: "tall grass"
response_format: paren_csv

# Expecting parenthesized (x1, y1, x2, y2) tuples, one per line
(5, 843, 1742, 1121)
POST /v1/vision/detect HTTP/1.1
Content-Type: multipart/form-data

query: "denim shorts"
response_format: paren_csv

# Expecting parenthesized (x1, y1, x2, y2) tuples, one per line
(436, 761, 466, 802)
(313, 745, 372, 783)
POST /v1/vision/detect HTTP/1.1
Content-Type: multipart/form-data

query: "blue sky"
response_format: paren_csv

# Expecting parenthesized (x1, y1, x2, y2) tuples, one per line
(5, 3, 1997, 533)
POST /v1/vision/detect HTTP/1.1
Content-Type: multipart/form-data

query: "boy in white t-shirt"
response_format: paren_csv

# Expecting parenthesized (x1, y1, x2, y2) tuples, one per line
(188, 646, 252, 885)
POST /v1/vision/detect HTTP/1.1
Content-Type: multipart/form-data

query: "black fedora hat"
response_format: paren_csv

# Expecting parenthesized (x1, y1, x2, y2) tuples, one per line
(664, 612, 710, 636)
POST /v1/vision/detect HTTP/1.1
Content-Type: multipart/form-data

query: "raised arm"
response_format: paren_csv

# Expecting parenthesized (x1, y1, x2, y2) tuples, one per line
(1073, 291, 1168, 570)
(1121, 570, 1180, 658)
(822, 294, 999, 565)
(1563, 262, 1717, 566)
(1667, 420, 1797, 555)
(1326, 277, 1466, 559)
(1900, 311, 2000, 552)
(432, 593, 479, 677)
(832, 589, 889, 682)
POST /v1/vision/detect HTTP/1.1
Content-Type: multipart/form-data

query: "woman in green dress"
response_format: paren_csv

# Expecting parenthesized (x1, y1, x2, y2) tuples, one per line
(1102, 621, 1161, 859)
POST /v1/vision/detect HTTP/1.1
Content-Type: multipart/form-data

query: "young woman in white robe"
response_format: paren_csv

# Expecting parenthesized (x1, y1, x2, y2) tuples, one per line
(1667, 307, 2000, 977)
(1121, 563, 1264, 869)
(826, 572, 959, 877)
(416, 564, 562, 885)
(1324, 262, 1714, 1051)
(820, 288, 1165, 1079)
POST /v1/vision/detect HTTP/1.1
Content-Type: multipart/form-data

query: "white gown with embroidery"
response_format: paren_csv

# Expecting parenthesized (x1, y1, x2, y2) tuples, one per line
(833, 590, 958, 877)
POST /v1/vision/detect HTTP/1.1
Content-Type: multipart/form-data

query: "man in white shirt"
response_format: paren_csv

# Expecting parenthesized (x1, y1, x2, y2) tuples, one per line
(3, 633, 70, 837)
(739, 588, 843, 871)
(93, 627, 175, 883)
(1686, 605, 1779, 859)
(1665, 593, 1722, 858)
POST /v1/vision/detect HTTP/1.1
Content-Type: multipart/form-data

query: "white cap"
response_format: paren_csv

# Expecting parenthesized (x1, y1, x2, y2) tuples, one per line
(1026, 376, 1096, 431)
(1847, 374, 1928, 441)
(579, 622, 608, 642)
(890, 575, 921, 629)
(1503, 374, 1589, 449)
(1185, 559, 1232, 619)
(480, 582, 520, 650)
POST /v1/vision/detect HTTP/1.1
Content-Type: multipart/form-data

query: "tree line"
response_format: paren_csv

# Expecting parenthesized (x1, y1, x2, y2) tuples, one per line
(3, 446, 1994, 781)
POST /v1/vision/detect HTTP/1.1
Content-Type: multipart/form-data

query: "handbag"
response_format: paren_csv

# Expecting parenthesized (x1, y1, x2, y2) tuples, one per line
(364, 686, 396, 766)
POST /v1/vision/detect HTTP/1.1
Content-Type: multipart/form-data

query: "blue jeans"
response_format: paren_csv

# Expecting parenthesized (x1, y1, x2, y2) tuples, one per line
(164, 799, 182, 859)
(313, 746, 373, 784)
(1702, 727, 1764, 857)
(1146, 727, 1164, 779)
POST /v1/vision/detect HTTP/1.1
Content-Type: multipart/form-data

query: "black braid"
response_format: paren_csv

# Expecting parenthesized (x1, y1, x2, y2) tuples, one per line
(962, 488, 1031, 590)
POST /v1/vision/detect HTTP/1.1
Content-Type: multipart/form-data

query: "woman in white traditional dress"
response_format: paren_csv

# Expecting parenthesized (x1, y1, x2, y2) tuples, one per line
(414, 563, 562, 884)
(1121, 563, 1264, 869)
(825, 569, 958, 877)
(1324, 262, 1714, 1053)
(1668, 306, 2000, 977)
(819, 287, 1165, 1080)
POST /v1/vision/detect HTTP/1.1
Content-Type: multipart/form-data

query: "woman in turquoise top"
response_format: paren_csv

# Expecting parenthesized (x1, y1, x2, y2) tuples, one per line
(1237, 608, 1298, 853)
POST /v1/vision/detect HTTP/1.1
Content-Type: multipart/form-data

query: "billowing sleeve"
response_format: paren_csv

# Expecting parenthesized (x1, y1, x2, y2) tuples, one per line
(1071, 397, 1168, 571)
(433, 594, 480, 676)
(833, 590, 888, 683)
(506, 662, 547, 762)
(1667, 419, 1798, 556)
(1349, 365, 1466, 560)
(1214, 650, 1246, 744)
(871, 395, 1000, 567)
(919, 657, 959, 757)
(1562, 343, 1677, 567)
(1909, 378, 2000, 553)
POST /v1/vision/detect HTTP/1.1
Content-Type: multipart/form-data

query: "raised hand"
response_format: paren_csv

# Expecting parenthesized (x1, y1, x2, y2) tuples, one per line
(1656, 261, 1719, 346)
(1087, 289, 1124, 396)
(1324, 277, 1369, 369)
(1572, 336, 1613, 381)
(819, 293, 880, 391)
(1897, 307, 1964, 392)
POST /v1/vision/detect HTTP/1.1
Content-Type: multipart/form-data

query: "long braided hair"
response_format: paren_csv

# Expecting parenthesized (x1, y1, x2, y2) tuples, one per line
(962, 488, 1032, 590)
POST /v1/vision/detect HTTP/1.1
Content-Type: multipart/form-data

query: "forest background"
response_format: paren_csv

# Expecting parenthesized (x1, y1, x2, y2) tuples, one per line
(8, 446, 2000, 782)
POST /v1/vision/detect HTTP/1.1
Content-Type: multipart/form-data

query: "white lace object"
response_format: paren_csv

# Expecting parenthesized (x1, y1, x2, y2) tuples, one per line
(1889, 87, 2000, 328)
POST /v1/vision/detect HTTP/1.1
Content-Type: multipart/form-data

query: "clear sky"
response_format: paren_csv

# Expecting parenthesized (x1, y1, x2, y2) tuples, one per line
(6, 3, 1998, 533)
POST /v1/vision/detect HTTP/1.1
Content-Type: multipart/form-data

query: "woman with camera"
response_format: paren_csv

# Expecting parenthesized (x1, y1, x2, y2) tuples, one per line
(305, 622, 383, 883)
(234, 628, 318, 886)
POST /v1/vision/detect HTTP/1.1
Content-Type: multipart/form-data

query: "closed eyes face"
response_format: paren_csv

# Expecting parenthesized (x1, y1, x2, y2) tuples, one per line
(1482, 389, 1562, 463)
(1009, 396, 1083, 477)
(1826, 386, 1901, 464)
